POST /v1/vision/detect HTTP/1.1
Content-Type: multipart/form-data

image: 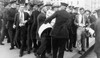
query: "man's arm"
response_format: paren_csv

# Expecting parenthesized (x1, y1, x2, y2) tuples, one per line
(13, 13, 18, 28)
(44, 11, 58, 24)
(74, 15, 78, 26)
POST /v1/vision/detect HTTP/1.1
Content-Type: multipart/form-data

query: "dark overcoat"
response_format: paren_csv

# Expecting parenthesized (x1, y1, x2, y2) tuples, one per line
(44, 10, 71, 38)
(7, 8, 18, 29)
(90, 10, 100, 55)
(30, 10, 40, 35)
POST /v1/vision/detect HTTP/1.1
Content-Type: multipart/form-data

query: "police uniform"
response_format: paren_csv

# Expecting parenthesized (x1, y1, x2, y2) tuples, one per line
(44, 3, 71, 58)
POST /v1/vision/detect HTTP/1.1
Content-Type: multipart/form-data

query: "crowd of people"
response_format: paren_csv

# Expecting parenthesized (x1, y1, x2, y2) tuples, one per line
(0, 0, 97, 58)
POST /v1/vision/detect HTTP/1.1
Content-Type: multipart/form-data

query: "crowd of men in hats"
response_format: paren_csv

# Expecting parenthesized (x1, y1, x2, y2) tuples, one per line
(0, 0, 97, 58)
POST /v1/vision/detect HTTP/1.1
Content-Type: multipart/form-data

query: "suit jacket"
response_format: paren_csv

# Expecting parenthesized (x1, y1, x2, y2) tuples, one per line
(74, 14, 90, 27)
(14, 12, 30, 29)
(45, 10, 71, 38)
(30, 10, 40, 33)
(37, 12, 46, 29)
(89, 15, 97, 24)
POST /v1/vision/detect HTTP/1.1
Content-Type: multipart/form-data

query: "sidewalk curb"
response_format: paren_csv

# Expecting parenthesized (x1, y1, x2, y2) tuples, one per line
(79, 44, 94, 58)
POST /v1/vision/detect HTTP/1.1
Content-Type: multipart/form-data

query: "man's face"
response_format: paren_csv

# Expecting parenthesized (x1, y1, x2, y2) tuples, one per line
(85, 11, 90, 17)
(26, 4, 30, 10)
(53, 8, 59, 11)
(46, 6, 52, 10)
(80, 9, 84, 14)
(16, 5, 19, 10)
(33, 5, 38, 10)
(11, 3, 16, 8)
(60, 6, 66, 10)
(42, 6, 47, 13)
(19, 6, 24, 12)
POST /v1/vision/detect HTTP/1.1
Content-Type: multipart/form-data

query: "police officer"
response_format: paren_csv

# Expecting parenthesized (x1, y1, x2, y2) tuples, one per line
(44, 2, 71, 58)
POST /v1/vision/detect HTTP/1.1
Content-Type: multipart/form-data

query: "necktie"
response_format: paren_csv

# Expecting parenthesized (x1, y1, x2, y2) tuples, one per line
(20, 12, 24, 23)
(81, 15, 84, 24)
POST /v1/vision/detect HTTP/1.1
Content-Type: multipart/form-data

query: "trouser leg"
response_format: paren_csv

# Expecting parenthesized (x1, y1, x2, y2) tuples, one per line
(58, 39, 66, 58)
(52, 38, 58, 58)
(0, 26, 5, 43)
(81, 31, 86, 51)
(86, 37, 89, 48)
(20, 26, 27, 57)
(5, 28, 10, 42)
(27, 25, 32, 53)
(14, 29, 21, 48)
(76, 27, 83, 50)
(8, 29, 14, 48)
(36, 36, 47, 55)
(73, 33, 77, 47)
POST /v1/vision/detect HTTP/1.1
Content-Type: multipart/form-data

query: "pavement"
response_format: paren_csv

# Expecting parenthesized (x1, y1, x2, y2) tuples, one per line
(0, 37, 95, 58)
(0, 39, 78, 58)
(85, 50, 97, 58)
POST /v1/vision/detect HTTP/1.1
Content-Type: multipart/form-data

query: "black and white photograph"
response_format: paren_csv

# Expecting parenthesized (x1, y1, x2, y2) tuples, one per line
(0, 0, 99, 58)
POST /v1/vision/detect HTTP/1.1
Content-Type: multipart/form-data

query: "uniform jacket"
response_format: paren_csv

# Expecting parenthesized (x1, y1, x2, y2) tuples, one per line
(44, 10, 71, 38)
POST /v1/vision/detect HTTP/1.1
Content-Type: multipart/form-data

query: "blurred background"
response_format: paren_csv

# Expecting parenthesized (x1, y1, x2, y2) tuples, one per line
(0, 0, 99, 12)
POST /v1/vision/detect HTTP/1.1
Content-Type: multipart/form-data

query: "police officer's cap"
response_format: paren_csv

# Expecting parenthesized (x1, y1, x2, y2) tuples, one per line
(52, 5, 59, 8)
(61, 2, 68, 7)
(45, 4, 52, 6)
(37, 3, 43, 7)
(10, 0, 16, 4)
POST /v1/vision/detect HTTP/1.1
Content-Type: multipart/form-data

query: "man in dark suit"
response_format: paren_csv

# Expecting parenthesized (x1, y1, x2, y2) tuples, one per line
(14, 5, 30, 57)
(30, 4, 41, 53)
(0, 2, 11, 45)
(7, 1, 18, 50)
(66, 6, 77, 52)
(44, 3, 71, 58)
(0, 3, 5, 45)
(34, 6, 47, 58)
(3, 3, 10, 43)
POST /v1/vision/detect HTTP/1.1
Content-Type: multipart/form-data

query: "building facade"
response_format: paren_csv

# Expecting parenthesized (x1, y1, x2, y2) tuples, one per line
(40, 0, 100, 11)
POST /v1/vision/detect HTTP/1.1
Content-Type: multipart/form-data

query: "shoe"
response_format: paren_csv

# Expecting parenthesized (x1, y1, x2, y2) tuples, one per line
(82, 49, 86, 52)
(0, 43, 4, 45)
(10, 47, 14, 50)
(78, 51, 84, 55)
(7, 40, 10, 43)
(27, 51, 31, 54)
(32, 48, 37, 53)
(69, 49, 73, 52)
(19, 54, 23, 57)
(36, 55, 41, 58)
(34, 53, 41, 58)
(65, 49, 73, 52)
(73, 46, 76, 48)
